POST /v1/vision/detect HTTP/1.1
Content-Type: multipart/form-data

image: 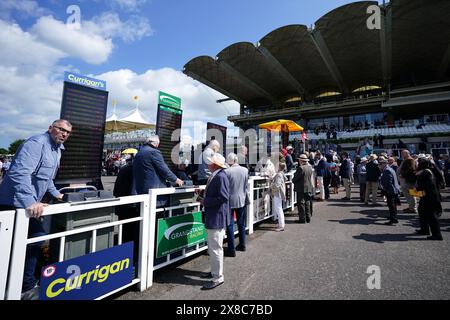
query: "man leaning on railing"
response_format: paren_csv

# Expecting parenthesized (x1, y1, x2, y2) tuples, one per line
(0, 119, 72, 300)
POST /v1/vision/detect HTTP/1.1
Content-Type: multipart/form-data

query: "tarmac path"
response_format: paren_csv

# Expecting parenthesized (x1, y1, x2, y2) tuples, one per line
(102, 177, 450, 300)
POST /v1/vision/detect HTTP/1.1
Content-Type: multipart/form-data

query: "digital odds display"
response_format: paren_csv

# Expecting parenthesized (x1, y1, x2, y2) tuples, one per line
(156, 104, 182, 168)
(56, 73, 108, 184)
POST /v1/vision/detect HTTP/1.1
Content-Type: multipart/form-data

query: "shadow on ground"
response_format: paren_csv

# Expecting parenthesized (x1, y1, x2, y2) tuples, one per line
(353, 232, 427, 243)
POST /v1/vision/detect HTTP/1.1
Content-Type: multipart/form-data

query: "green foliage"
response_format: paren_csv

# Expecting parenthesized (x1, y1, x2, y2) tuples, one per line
(8, 139, 25, 155)
(0, 148, 8, 155)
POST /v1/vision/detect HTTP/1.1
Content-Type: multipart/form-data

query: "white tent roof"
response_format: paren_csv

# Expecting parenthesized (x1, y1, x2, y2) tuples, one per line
(120, 108, 152, 124)
(106, 113, 119, 122)
(105, 108, 156, 133)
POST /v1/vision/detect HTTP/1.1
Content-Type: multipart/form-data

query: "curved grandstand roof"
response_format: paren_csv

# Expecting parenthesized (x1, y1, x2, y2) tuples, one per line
(183, 0, 450, 107)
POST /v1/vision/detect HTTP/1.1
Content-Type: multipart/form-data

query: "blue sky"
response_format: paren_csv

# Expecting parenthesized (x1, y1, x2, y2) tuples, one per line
(0, 0, 361, 149)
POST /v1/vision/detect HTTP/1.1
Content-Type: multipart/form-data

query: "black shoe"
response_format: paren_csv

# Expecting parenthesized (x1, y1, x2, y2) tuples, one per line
(235, 245, 246, 252)
(415, 229, 430, 236)
(426, 236, 443, 241)
(298, 220, 306, 224)
(200, 272, 213, 279)
(201, 280, 224, 290)
(384, 221, 396, 225)
(224, 251, 236, 257)
(306, 219, 311, 223)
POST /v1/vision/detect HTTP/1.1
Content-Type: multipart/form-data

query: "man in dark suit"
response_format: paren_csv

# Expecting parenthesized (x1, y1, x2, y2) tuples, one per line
(292, 154, 314, 223)
(133, 135, 183, 207)
(113, 155, 139, 263)
(378, 156, 400, 225)
(198, 153, 230, 290)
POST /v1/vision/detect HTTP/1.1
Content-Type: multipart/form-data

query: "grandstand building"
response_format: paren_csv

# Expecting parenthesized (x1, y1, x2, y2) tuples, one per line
(183, 0, 450, 156)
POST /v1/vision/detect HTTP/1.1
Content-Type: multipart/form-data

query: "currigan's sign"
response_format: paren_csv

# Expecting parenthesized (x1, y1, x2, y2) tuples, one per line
(39, 242, 133, 300)
(64, 71, 107, 91)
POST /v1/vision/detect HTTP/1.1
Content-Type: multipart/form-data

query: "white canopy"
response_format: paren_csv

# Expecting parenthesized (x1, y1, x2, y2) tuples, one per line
(105, 108, 156, 133)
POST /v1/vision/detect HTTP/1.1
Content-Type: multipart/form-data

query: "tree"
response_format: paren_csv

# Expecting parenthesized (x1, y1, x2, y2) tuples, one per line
(8, 139, 25, 155)
(0, 148, 8, 155)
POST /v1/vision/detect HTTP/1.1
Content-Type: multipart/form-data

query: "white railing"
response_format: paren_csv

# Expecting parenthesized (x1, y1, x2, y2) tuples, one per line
(3, 176, 298, 300)
(5, 195, 150, 300)
(148, 186, 207, 276)
(0, 210, 15, 300)
(247, 172, 296, 234)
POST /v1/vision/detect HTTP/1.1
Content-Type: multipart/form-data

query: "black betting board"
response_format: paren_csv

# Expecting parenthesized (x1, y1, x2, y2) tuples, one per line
(156, 104, 182, 168)
(56, 82, 108, 184)
(206, 122, 227, 156)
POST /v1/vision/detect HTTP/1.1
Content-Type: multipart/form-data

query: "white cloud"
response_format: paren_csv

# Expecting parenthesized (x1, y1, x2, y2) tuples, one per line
(110, 0, 149, 12)
(0, 19, 66, 74)
(0, 62, 240, 148)
(0, 15, 236, 149)
(0, 66, 63, 144)
(31, 16, 113, 65)
(97, 68, 240, 140)
(84, 12, 153, 43)
(0, 0, 49, 21)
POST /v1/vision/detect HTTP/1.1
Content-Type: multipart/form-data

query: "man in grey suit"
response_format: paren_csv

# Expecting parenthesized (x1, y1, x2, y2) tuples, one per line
(292, 154, 314, 223)
(225, 153, 249, 256)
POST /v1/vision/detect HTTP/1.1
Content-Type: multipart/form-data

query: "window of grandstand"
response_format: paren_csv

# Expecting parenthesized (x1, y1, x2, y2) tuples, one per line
(352, 86, 382, 93)
(285, 96, 302, 103)
(316, 91, 342, 98)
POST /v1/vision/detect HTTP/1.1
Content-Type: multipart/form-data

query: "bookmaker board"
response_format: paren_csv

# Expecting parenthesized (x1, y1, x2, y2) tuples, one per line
(156, 91, 182, 168)
(56, 71, 108, 185)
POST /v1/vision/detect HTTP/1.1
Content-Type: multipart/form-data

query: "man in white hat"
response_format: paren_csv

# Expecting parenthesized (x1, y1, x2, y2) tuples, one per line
(292, 154, 314, 223)
(198, 153, 230, 290)
(285, 145, 295, 172)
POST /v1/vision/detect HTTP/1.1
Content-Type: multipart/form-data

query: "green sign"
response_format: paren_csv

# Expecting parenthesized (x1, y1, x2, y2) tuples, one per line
(156, 212, 207, 258)
(160, 105, 182, 115)
(158, 91, 181, 109)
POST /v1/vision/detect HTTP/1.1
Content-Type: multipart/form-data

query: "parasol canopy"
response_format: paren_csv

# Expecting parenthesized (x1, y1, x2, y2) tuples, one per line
(122, 148, 138, 155)
(258, 119, 303, 132)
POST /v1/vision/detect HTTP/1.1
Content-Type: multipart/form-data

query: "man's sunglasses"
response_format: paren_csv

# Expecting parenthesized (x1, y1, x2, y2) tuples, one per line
(53, 126, 72, 134)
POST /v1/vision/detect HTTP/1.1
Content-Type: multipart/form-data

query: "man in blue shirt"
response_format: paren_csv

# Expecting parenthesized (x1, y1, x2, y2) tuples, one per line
(0, 119, 72, 299)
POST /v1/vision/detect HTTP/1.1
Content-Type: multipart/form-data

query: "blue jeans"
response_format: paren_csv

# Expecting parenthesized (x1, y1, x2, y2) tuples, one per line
(226, 207, 247, 253)
(23, 218, 48, 292)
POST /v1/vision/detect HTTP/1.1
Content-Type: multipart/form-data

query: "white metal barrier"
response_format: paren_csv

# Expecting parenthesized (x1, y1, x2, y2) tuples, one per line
(0, 210, 15, 300)
(148, 186, 207, 279)
(284, 172, 296, 212)
(3, 175, 299, 299)
(6, 195, 150, 300)
(147, 184, 257, 288)
(247, 172, 296, 234)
